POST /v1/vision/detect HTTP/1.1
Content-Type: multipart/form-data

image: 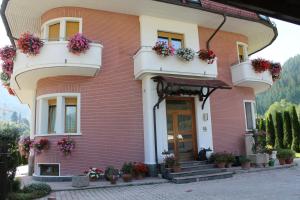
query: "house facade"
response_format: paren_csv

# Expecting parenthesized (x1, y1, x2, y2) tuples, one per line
(1, 0, 277, 178)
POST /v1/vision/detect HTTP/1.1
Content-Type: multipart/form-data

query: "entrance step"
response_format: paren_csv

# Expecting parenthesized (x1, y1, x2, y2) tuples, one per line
(179, 160, 208, 167)
(168, 168, 227, 179)
(172, 172, 234, 184)
(180, 163, 215, 171)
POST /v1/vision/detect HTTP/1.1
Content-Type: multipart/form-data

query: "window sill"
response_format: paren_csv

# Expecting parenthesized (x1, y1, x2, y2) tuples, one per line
(34, 133, 82, 138)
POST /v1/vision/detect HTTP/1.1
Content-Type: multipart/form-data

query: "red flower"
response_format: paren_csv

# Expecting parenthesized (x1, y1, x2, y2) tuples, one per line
(198, 49, 216, 64)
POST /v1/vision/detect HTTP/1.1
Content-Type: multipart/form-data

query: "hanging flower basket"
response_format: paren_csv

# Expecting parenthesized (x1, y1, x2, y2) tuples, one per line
(17, 32, 44, 56)
(176, 48, 195, 62)
(0, 45, 16, 61)
(57, 137, 75, 156)
(0, 72, 10, 85)
(67, 33, 90, 55)
(251, 58, 271, 73)
(198, 49, 216, 64)
(19, 136, 33, 158)
(152, 41, 175, 57)
(7, 87, 15, 96)
(2, 60, 14, 75)
(33, 138, 49, 153)
(269, 62, 282, 81)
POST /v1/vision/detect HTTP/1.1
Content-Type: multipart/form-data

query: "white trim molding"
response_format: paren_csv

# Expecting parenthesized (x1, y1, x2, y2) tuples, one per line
(36, 93, 81, 136)
(41, 17, 83, 41)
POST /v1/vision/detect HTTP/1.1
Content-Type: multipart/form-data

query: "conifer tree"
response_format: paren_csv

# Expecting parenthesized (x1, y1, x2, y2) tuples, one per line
(274, 112, 284, 149)
(291, 106, 300, 152)
(266, 114, 275, 147)
(259, 118, 266, 131)
(283, 111, 293, 149)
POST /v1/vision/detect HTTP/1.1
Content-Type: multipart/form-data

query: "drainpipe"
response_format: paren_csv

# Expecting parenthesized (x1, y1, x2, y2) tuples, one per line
(1, 0, 16, 47)
(206, 14, 227, 50)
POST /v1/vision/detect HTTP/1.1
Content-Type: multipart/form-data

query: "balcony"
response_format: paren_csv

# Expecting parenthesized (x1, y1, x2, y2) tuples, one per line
(12, 41, 103, 90)
(231, 60, 273, 94)
(133, 47, 218, 79)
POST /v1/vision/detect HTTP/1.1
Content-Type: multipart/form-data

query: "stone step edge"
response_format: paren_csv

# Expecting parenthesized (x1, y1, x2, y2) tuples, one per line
(172, 172, 234, 181)
(169, 168, 226, 176)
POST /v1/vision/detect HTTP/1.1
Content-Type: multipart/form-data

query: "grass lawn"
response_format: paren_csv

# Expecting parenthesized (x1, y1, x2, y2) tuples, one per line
(296, 153, 300, 158)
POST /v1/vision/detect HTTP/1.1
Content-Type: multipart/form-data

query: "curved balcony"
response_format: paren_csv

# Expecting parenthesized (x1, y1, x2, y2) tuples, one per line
(133, 47, 218, 79)
(12, 41, 103, 90)
(231, 60, 273, 94)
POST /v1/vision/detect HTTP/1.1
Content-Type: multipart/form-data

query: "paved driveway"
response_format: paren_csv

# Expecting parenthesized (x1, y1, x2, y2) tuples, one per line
(45, 164, 300, 200)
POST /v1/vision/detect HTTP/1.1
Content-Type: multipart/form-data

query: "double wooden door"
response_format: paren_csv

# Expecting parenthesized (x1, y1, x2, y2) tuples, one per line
(166, 98, 198, 162)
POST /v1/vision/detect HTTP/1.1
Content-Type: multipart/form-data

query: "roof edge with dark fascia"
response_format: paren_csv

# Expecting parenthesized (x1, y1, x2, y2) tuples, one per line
(1, 0, 15, 47)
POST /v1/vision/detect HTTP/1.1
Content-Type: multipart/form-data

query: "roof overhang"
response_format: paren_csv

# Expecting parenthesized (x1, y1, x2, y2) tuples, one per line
(1, 0, 277, 55)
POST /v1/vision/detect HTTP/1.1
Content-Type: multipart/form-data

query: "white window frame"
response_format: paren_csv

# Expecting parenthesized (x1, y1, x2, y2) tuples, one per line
(36, 93, 81, 136)
(243, 100, 256, 131)
(36, 163, 60, 177)
(42, 17, 83, 41)
(236, 41, 249, 63)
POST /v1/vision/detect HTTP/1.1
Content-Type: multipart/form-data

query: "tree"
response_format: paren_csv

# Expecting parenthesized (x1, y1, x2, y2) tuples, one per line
(266, 114, 275, 147)
(10, 112, 18, 123)
(274, 112, 284, 149)
(283, 111, 293, 149)
(291, 106, 300, 152)
(259, 118, 266, 131)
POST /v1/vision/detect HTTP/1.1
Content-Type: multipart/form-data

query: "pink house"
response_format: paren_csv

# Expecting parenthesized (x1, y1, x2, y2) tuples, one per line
(1, 0, 277, 179)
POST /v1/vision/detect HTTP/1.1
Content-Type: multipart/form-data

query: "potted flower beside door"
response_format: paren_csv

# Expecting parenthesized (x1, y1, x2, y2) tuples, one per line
(121, 162, 134, 182)
(239, 156, 251, 170)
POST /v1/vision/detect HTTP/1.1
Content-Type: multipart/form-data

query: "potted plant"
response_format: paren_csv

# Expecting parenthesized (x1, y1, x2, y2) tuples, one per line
(226, 153, 235, 168)
(18, 136, 32, 158)
(198, 49, 216, 64)
(33, 138, 49, 153)
(152, 41, 175, 57)
(133, 162, 148, 179)
(285, 149, 295, 164)
(213, 152, 227, 168)
(17, 32, 44, 56)
(104, 166, 119, 183)
(269, 62, 282, 81)
(251, 58, 270, 73)
(121, 162, 134, 182)
(67, 33, 90, 55)
(239, 156, 251, 170)
(57, 137, 75, 156)
(173, 161, 181, 173)
(0, 45, 16, 61)
(176, 47, 195, 62)
(276, 149, 294, 165)
(269, 158, 275, 167)
(84, 167, 103, 181)
(163, 154, 176, 169)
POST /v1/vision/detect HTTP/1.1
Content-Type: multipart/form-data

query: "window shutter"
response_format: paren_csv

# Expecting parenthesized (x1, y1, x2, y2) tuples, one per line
(65, 97, 77, 105)
(66, 21, 79, 39)
(48, 23, 60, 41)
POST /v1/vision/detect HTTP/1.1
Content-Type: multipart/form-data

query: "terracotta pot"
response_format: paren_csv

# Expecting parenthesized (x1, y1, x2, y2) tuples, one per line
(241, 162, 251, 170)
(173, 166, 181, 173)
(135, 174, 144, 180)
(122, 174, 132, 182)
(109, 176, 118, 184)
(278, 158, 286, 165)
(285, 158, 294, 164)
(89, 177, 98, 182)
(216, 162, 226, 168)
(226, 163, 233, 168)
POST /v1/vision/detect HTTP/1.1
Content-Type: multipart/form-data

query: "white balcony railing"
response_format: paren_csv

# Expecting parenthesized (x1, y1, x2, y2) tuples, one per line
(133, 47, 218, 79)
(12, 41, 103, 90)
(231, 60, 273, 94)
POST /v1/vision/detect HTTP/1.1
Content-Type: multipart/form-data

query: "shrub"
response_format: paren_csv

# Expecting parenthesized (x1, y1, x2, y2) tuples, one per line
(133, 162, 148, 176)
(23, 183, 51, 194)
(283, 111, 293, 149)
(226, 153, 236, 164)
(11, 178, 21, 192)
(121, 162, 134, 175)
(266, 114, 275, 147)
(274, 112, 284, 149)
(104, 166, 119, 180)
(213, 152, 228, 164)
(276, 149, 295, 159)
(290, 106, 300, 152)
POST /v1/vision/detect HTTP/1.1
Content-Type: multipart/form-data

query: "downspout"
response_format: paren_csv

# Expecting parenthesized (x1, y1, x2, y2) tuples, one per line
(0, 0, 16, 47)
(206, 14, 227, 50)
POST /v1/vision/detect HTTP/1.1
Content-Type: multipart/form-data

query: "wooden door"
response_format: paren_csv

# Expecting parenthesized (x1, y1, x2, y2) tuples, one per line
(166, 98, 197, 161)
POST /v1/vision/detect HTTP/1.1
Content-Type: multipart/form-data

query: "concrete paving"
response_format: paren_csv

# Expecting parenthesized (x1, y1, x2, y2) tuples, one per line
(42, 161, 300, 200)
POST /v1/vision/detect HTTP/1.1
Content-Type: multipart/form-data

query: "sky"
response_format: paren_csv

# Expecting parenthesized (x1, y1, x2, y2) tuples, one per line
(0, 9, 300, 119)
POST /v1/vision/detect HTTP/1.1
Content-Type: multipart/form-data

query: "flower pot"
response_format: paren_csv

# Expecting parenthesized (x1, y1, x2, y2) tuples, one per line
(109, 176, 118, 185)
(226, 163, 233, 168)
(89, 177, 98, 182)
(122, 174, 132, 182)
(72, 175, 90, 188)
(269, 159, 275, 167)
(173, 166, 181, 173)
(241, 162, 251, 170)
(285, 158, 294, 164)
(278, 158, 286, 165)
(216, 162, 226, 168)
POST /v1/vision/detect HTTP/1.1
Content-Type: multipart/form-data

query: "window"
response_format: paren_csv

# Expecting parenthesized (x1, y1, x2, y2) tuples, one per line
(39, 164, 59, 176)
(42, 18, 82, 41)
(65, 97, 77, 133)
(66, 21, 79, 40)
(36, 93, 80, 135)
(237, 42, 248, 63)
(158, 31, 184, 49)
(48, 99, 56, 133)
(48, 23, 60, 41)
(244, 101, 256, 131)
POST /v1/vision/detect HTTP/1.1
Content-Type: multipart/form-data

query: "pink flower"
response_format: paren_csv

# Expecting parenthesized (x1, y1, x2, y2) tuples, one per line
(67, 33, 90, 55)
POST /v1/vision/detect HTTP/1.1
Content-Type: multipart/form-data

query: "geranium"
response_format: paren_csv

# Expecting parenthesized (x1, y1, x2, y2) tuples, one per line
(269, 62, 282, 81)
(198, 49, 216, 64)
(152, 41, 175, 57)
(251, 58, 271, 73)
(67, 33, 90, 55)
(133, 162, 148, 176)
(33, 138, 49, 153)
(84, 167, 103, 181)
(17, 32, 44, 56)
(57, 137, 75, 156)
(2, 60, 14, 75)
(0, 45, 16, 61)
(19, 136, 33, 158)
(176, 48, 195, 62)
(0, 72, 10, 85)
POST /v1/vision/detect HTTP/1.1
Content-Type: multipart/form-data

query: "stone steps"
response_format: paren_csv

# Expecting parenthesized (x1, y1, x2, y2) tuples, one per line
(172, 171, 234, 184)
(180, 163, 215, 171)
(168, 168, 227, 179)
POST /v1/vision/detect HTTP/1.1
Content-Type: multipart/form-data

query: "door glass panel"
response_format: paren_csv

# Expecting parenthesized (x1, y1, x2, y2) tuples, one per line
(178, 114, 192, 131)
(167, 113, 175, 153)
(166, 100, 192, 111)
